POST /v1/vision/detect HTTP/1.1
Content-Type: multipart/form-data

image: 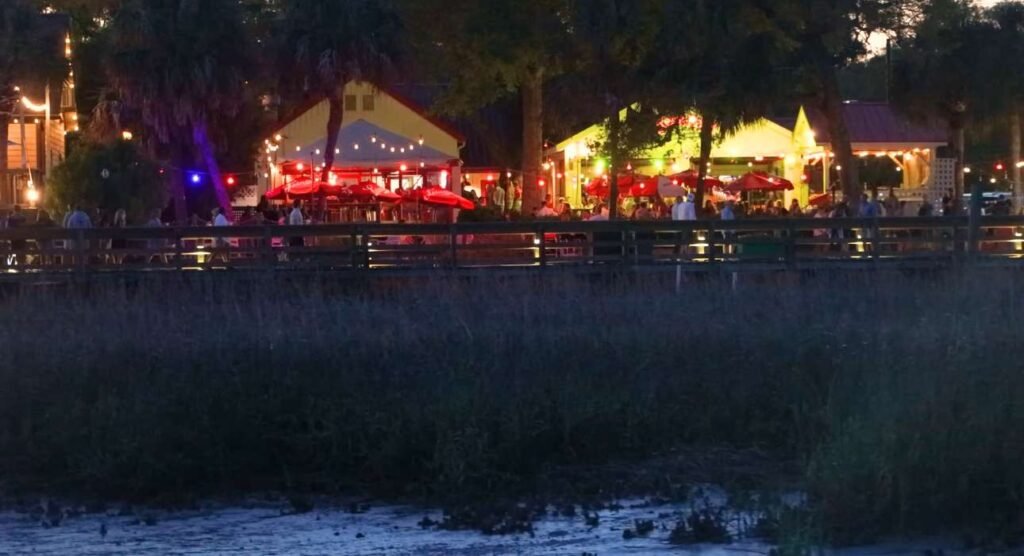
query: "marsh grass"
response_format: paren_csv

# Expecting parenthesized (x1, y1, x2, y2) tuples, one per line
(1, 269, 1023, 541)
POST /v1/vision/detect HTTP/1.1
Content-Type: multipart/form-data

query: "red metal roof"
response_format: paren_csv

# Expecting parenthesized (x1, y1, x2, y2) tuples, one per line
(805, 102, 946, 145)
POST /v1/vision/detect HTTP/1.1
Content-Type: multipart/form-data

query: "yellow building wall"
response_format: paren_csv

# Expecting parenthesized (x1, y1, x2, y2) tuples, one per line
(7, 123, 40, 171)
(273, 82, 460, 160)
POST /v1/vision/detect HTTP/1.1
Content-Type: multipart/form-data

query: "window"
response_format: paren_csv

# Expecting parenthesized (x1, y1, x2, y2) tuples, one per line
(344, 95, 357, 111)
(362, 95, 375, 111)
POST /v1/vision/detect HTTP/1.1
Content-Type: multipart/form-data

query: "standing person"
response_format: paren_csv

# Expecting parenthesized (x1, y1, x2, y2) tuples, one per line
(941, 189, 954, 216)
(64, 204, 93, 265)
(110, 209, 128, 264)
(918, 195, 935, 217)
(490, 181, 506, 213)
(512, 181, 523, 215)
(34, 210, 56, 266)
(211, 206, 232, 262)
(288, 199, 305, 257)
(535, 200, 557, 218)
(703, 199, 717, 218)
(720, 200, 736, 255)
(829, 200, 849, 252)
(884, 187, 901, 216)
(632, 201, 652, 220)
(672, 194, 696, 257)
(145, 209, 168, 264)
(788, 198, 802, 216)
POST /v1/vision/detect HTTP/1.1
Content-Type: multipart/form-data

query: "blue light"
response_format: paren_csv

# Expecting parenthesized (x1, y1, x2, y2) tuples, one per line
(190, 173, 201, 184)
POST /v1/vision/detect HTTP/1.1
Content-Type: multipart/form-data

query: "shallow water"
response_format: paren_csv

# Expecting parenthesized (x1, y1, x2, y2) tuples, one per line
(0, 499, 975, 555)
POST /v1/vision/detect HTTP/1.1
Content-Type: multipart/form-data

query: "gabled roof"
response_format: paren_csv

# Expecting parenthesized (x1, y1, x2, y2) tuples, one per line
(804, 102, 946, 145)
(388, 83, 520, 169)
(269, 83, 466, 144)
(282, 119, 453, 166)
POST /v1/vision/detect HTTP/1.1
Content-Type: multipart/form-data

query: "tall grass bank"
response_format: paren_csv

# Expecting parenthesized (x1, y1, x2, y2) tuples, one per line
(1, 270, 1023, 541)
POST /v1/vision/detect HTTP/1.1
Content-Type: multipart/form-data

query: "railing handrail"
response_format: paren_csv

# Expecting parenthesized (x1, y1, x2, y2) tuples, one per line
(0, 214, 1014, 241)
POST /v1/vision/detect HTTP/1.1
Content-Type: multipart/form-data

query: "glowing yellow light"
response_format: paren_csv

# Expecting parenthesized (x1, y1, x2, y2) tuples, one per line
(784, 154, 796, 166)
(296, 163, 305, 171)
(400, 164, 408, 172)
(653, 159, 664, 172)
(672, 161, 683, 173)
(21, 97, 48, 112)
(275, 134, 283, 141)
(594, 159, 606, 176)
(25, 188, 39, 203)
(121, 130, 133, 141)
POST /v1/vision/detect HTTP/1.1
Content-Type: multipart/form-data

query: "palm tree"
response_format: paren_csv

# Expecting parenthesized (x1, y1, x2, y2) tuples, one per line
(656, 0, 796, 215)
(404, 0, 567, 217)
(892, 0, 984, 204)
(104, 0, 253, 222)
(276, 0, 401, 189)
(985, 2, 1024, 212)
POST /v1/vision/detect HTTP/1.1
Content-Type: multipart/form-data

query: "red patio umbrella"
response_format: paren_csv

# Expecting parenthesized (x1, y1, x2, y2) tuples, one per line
(585, 175, 646, 198)
(405, 186, 476, 210)
(627, 176, 659, 197)
(808, 192, 833, 207)
(265, 179, 330, 200)
(341, 182, 403, 204)
(723, 171, 794, 193)
(667, 170, 723, 190)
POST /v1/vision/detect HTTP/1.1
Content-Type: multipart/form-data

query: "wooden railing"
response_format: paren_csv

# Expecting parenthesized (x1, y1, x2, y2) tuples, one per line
(1, 216, 1023, 277)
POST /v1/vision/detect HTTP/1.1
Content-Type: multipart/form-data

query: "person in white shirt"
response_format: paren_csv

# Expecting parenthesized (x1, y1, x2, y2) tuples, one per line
(588, 203, 609, 221)
(212, 207, 231, 227)
(288, 200, 305, 249)
(680, 194, 697, 221)
(672, 194, 697, 256)
(211, 207, 231, 258)
(535, 201, 558, 218)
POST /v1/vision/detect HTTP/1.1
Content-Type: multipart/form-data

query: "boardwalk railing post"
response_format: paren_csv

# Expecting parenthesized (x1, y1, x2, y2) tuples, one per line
(706, 221, 716, 265)
(538, 225, 547, 269)
(75, 229, 86, 273)
(349, 229, 359, 270)
(174, 230, 185, 271)
(871, 218, 881, 264)
(449, 224, 459, 269)
(262, 226, 275, 269)
(968, 183, 982, 258)
(785, 219, 797, 268)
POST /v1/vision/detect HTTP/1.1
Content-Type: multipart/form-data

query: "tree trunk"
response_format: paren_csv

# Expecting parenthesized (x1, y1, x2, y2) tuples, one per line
(950, 113, 965, 204)
(321, 94, 344, 218)
(192, 119, 233, 220)
(1012, 104, 1021, 214)
(816, 57, 860, 207)
(607, 107, 621, 220)
(696, 115, 715, 218)
(811, 40, 860, 208)
(521, 68, 544, 216)
(172, 145, 189, 225)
